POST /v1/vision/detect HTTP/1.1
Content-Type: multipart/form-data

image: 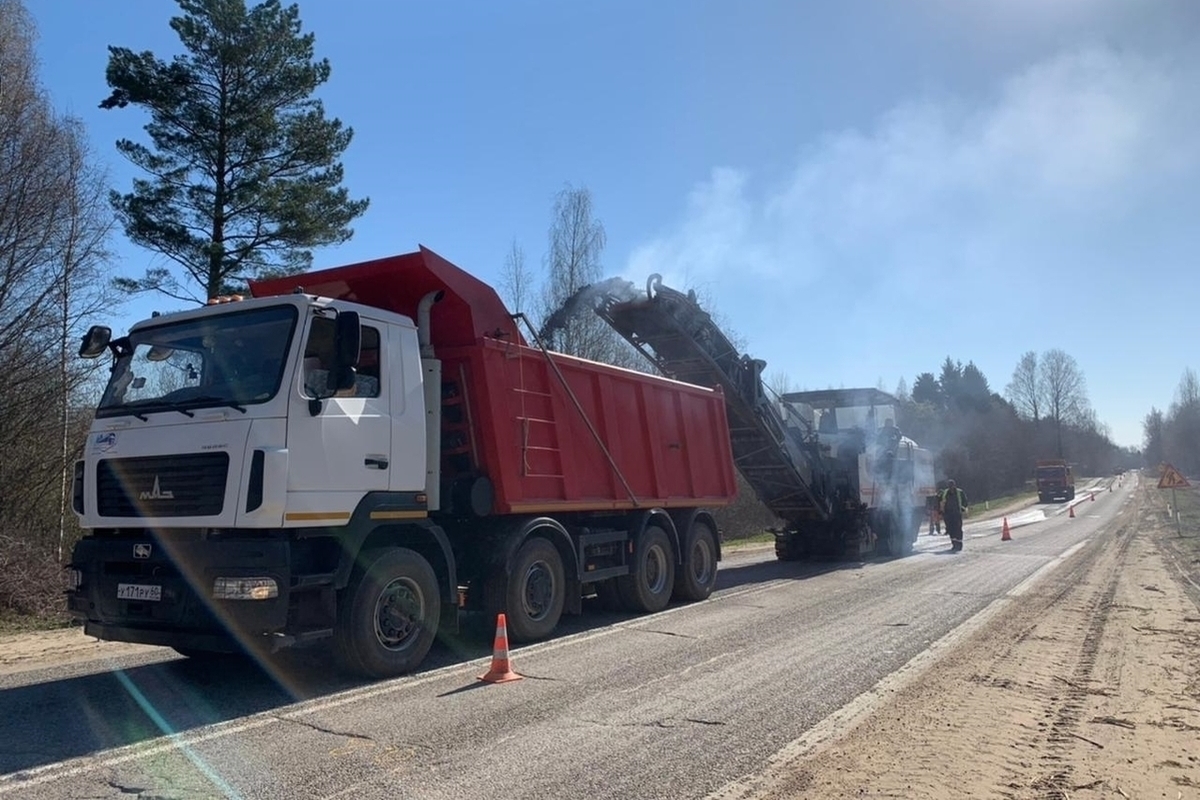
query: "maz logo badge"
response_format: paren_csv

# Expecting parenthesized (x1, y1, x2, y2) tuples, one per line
(133, 543, 152, 559)
(139, 476, 175, 501)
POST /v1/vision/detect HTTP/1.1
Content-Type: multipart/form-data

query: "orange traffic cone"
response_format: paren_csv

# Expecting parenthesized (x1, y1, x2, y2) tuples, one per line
(1069, 504, 1076, 518)
(1001, 517, 1011, 541)
(479, 613, 523, 684)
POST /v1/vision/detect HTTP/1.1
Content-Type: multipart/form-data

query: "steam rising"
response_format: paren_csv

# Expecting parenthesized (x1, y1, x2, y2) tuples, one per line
(537, 276, 641, 346)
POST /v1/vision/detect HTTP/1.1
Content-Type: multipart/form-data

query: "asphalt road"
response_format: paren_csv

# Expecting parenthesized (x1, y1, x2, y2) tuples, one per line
(0, 477, 1133, 799)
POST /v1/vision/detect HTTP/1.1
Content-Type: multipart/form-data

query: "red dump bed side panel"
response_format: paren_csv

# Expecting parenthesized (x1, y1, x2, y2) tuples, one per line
(441, 339, 738, 514)
(248, 245, 525, 347)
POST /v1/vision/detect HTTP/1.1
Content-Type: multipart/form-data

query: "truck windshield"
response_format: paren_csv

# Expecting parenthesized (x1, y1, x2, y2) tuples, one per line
(97, 305, 298, 417)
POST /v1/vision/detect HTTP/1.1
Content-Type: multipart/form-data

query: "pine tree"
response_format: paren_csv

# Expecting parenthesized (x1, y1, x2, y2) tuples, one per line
(102, 0, 369, 301)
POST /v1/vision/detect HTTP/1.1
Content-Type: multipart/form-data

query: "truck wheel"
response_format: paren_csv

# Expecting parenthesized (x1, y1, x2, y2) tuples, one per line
(618, 525, 675, 613)
(506, 537, 565, 642)
(334, 548, 440, 679)
(673, 520, 718, 602)
(775, 532, 805, 561)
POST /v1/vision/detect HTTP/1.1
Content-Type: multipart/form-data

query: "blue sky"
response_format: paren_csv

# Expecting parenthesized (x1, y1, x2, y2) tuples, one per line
(27, 0, 1200, 448)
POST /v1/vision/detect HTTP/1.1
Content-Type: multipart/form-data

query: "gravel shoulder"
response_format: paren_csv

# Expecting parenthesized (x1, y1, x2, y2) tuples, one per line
(737, 476, 1200, 799)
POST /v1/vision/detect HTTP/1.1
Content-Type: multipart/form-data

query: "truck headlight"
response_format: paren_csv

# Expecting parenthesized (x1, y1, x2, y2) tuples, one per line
(67, 569, 83, 590)
(212, 577, 278, 600)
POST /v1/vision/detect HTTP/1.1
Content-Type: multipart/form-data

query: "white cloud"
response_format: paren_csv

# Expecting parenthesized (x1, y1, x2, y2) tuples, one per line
(625, 47, 1198, 297)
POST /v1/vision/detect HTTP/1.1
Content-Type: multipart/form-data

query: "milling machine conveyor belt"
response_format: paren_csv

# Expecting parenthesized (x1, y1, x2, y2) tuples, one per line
(596, 276, 832, 522)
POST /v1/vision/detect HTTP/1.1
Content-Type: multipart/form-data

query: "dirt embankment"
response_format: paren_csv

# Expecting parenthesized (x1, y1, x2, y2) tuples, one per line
(746, 479, 1200, 799)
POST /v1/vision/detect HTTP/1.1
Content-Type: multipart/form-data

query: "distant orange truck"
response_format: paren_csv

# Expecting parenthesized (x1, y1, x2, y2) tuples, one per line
(1036, 459, 1075, 503)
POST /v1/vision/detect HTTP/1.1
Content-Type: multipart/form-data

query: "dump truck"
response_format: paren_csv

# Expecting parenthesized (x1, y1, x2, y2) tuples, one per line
(1035, 458, 1075, 502)
(66, 248, 934, 678)
(66, 247, 737, 678)
(594, 276, 936, 561)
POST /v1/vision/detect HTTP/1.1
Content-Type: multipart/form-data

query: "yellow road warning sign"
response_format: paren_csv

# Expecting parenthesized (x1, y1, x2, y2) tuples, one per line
(1158, 464, 1190, 489)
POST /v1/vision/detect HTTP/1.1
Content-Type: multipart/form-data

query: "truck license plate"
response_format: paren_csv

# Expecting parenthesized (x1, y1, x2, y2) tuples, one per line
(117, 583, 162, 602)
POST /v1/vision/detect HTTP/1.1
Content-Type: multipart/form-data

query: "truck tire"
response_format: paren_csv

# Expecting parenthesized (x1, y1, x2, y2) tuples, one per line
(1068, 488, 1076, 501)
(334, 548, 440, 679)
(775, 532, 805, 561)
(673, 520, 718, 602)
(506, 537, 565, 642)
(617, 525, 675, 613)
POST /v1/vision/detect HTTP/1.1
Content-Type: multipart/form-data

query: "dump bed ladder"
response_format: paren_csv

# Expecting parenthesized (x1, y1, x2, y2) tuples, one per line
(596, 276, 832, 522)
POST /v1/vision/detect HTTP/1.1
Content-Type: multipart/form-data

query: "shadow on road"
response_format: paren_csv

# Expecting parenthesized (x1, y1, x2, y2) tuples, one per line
(0, 550, 873, 776)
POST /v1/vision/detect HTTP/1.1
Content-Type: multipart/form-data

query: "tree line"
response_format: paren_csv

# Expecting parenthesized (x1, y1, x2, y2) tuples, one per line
(891, 349, 1131, 505)
(1142, 368, 1200, 475)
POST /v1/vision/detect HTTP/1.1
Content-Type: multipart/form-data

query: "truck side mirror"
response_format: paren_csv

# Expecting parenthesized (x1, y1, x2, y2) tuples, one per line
(335, 311, 361, 369)
(79, 325, 112, 359)
(332, 311, 361, 392)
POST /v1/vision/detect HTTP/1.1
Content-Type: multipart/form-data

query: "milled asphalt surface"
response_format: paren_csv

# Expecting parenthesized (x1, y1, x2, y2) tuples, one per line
(0, 477, 1132, 799)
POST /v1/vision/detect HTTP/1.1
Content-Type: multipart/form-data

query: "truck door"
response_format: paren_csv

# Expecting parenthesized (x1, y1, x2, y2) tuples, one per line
(286, 314, 392, 504)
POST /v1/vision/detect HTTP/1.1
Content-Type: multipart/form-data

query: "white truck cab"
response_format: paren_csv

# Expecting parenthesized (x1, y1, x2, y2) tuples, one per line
(67, 292, 452, 669)
(75, 294, 428, 532)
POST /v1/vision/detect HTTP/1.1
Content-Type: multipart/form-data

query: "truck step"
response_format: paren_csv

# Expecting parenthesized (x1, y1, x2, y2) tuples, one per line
(292, 572, 336, 589)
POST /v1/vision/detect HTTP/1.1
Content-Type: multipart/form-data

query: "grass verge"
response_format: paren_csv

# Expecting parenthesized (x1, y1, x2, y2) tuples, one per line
(722, 531, 775, 551)
(978, 488, 1038, 512)
(0, 609, 74, 637)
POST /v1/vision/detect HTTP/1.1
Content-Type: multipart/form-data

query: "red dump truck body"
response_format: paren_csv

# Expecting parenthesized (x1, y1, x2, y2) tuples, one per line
(440, 339, 738, 514)
(250, 246, 738, 515)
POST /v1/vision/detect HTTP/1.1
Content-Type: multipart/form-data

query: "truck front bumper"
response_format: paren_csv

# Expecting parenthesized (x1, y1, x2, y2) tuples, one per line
(68, 533, 293, 651)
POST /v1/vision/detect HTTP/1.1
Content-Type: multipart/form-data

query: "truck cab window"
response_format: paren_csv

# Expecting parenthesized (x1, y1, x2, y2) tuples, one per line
(354, 326, 381, 397)
(302, 317, 382, 398)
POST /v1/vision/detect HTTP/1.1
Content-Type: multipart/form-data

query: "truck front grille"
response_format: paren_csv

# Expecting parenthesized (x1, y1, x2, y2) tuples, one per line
(96, 453, 229, 517)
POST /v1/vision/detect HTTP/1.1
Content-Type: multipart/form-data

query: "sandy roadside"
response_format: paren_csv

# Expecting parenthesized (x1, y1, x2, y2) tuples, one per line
(729, 478, 1199, 799)
(0, 626, 160, 676)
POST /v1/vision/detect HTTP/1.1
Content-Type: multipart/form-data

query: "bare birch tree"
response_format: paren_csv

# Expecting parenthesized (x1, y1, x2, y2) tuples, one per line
(499, 239, 533, 315)
(538, 184, 639, 366)
(1038, 348, 1088, 458)
(1005, 350, 1040, 422)
(540, 184, 605, 353)
(767, 371, 795, 398)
